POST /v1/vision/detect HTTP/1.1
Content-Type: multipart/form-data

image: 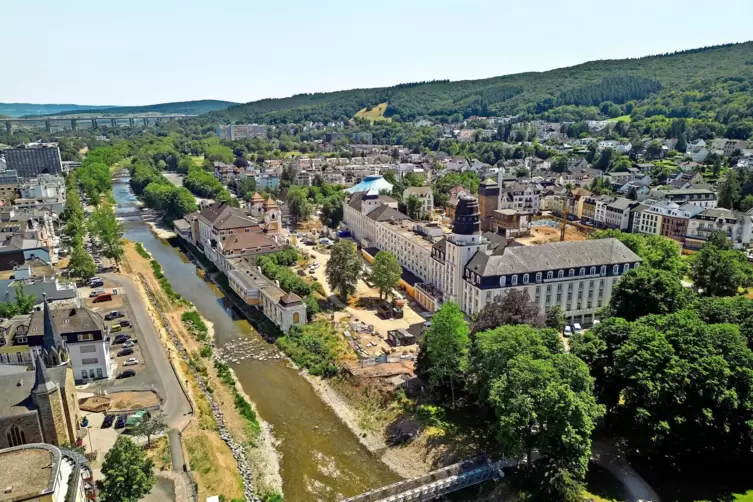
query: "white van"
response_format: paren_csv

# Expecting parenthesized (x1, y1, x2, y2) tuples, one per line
(573, 323, 583, 335)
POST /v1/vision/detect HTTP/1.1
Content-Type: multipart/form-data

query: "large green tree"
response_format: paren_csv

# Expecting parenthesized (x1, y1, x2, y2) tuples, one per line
(591, 230, 686, 277)
(97, 436, 155, 502)
(89, 205, 126, 267)
(287, 187, 312, 226)
(423, 302, 470, 406)
(68, 242, 97, 280)
(369, 251, 402, 300)
(608, 266, 692, 320)
(689, 231, 753, 296)
(325, 240, 362, 301)
(471, 289, 543, 334)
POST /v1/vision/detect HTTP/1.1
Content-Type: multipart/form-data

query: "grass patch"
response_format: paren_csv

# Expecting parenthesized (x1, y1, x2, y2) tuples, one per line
(149, 258, 184, 304)
(190, 155, 204, 166)
(214, 360, 261, 437)
(134, 242, 151, 259)
(611, 115, 632, 122)
(146, 436, 173, 471)
(355, 102, 391, 123)
(182, 310, 209, 342)
(184, 430, 245, 501)
(276, 320, 346, 376)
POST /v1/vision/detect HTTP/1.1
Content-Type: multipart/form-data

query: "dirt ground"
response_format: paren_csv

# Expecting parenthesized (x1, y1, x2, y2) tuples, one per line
(516, 224, 588, 245)
(121, 240, 282, 497)
(108, 390, 160, 411)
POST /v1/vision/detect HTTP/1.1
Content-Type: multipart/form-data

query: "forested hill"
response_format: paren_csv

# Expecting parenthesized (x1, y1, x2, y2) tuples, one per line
(0, 103, 117, 118)
(19, 100, 238, 118)
(209, 42, 753, 125)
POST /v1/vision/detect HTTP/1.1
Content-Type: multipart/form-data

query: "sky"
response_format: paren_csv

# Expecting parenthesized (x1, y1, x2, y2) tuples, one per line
(3, 0, 753, 106)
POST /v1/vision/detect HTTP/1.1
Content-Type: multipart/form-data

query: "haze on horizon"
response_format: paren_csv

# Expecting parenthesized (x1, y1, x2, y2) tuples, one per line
(3, 0, 752, 107)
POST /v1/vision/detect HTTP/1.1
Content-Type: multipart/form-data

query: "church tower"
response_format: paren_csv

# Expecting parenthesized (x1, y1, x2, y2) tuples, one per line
(31, 353, 71, 446)
(41, 295, 68, 368)
(478, 178, 500, 232)
(262, 197, 281, 233)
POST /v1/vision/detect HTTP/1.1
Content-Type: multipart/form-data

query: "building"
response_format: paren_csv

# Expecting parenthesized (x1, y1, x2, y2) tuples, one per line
(499, 183, 541, 213)
(19, 175, 65, 200)
(478, 179, 500, 232)
(0, 170, 19, 203)
(227, 257, 307, 333)
(345, 175, 393, 195)
(685, 207, 753, 250)
(633, 200, 704, 241)
(0, 352, 81, 449)
(649, 188, 717, 208)
(402, 186, 434, 219)
(2, 147, 62, 179)
(0, 442, 93, 502)
(216, 124, 267, 140)
(604, 198, 638, 230)
(491, 209, 531, 237)
(581, 195, 616, 227)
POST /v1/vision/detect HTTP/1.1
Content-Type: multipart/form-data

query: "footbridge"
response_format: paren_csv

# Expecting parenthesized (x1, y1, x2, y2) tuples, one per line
(4, 114, 195, 134)
(342, 456, 516, 502)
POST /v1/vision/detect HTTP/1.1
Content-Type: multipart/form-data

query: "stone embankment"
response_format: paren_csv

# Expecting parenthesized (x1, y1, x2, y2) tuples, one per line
(138, 273, 260, 502)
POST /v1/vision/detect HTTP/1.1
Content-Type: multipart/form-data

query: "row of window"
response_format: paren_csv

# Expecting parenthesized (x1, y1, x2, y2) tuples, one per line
(466, 262, 639, 286)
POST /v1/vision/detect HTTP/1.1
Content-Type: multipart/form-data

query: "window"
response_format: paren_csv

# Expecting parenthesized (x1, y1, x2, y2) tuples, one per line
(613, 265, 619, 275)
(523, 274, 529, 284)
(569, 269, 575, 277)
(558, 270, 564, 279)
(624, 263, 630, 273)
(81, 370, 88, 379)
(82, 358, 99, 365)
(535, 286, 541, 294)
(600, 265, 607, 276)
(500, 276, 506, 287)
(293, 312, 300, 323)
(590, 267, 596, 275)
(96, 368, 103, 378)
(579, 268, 585, 276)
(511, 275, 518, 286)
(15, 336, 26, 344)
(78, 333, 94, 341)
(80, 345, 96, 354)
(547, 271, 553, 280)
(536, 272, 542, 283)
(6, 425, 25, 447)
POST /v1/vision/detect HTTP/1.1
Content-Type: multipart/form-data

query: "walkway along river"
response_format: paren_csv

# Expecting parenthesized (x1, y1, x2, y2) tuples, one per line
(113, 177, 399, 501)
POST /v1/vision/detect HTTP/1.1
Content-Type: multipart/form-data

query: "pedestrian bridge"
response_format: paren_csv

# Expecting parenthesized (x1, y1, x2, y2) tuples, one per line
(342, 456, 515, 502)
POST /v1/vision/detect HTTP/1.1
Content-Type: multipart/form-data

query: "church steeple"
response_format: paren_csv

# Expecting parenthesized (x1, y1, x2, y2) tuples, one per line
(40, 294, 67, 366)
(32, 351, 57, 395)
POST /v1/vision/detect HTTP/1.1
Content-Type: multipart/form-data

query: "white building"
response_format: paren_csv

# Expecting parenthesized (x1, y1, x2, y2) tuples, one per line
(604, 198, 637, 230)
(499, 183, 541, 213)
(19, 174, 66, 199)
(686, 207, 753, 250)
(403, 186, 434, 218)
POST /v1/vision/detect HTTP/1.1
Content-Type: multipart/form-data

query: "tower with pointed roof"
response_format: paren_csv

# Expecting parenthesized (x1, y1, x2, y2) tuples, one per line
(40, 295, 68, 368)
(31, 353, 71, 446)
(262, 197, 281, 233)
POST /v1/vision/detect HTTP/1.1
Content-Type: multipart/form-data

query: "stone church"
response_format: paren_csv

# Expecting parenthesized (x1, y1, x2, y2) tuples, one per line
(0, 300, 80, 448)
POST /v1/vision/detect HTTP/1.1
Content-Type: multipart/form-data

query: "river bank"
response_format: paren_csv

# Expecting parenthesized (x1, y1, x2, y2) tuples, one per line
(122, 241, 283, 499)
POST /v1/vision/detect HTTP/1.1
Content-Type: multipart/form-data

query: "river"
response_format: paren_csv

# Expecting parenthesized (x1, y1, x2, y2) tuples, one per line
(113, 178, 398, 501)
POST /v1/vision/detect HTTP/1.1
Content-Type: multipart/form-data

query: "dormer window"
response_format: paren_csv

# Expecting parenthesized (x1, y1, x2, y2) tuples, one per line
(558, 270, 564, 279)
(511, 275, 518, 286)
(523, 274, 529, 284)
(590, 267, 596, 275)
(613, 265, 619, 275)
(568, 269, 575, 277)
(547, 271, 553, 280)
(623, 263, 630, 273)
(579, 268, 585, 276)
(600, 265, 607, 276)
(536, 272, 542, 283)
(500, 276, 506, 287)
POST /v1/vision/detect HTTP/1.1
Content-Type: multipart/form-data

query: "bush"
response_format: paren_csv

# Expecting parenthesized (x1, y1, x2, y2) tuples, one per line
(150, 259, 183, 304)
(276, 321, 341, 376)
(135, 243, 150, 259)
(182, 310, 209, 342)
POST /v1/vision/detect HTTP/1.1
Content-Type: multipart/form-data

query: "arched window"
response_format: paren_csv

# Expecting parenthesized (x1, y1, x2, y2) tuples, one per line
(6, 425, 25, 447)
(500, 276, 506, 287)
(579, 268, 585, 276)
(511, 275, 518, 286)
(476, 275, 481, 285)
(547, 271, 553, 280)
(600, 265, 607, 276)
(613, 265, 619, 275)
(589, 267, 596, 275)
(634, 262, 641, 268)
(536, 272, 542, 283)
(568, 269, 575, 277)
(558, 270, 564, 279)
(293, 312, 300, 324)
(523, 274, 529, 284)
(623, 263, 630, 273)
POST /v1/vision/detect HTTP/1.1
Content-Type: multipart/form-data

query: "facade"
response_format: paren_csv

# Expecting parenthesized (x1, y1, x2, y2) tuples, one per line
(685, 207, 753, 250)
(216, 124, 267, 140)
(19, 175, 65, 200)
(227, 257, 307, 333)
(581, 195, 615, 227)
(478, 179, 500, 232)
(0, 170, 19, 203)
(3, 147, 63, 179)
(403, 186, 434, 218)
(604, 198, 637, 230)
(499, 183, 541, 213)
(650, 188, 717, 208)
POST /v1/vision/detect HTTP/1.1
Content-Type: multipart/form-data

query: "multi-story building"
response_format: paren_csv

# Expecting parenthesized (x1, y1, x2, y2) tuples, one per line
(227, 257, 307, 333)
(19, 174, 65, 199)
(685, 207, 753, 250)
(650, 188, 717, 208)
(295, 170, 313, 186)
(403, 186, 434, 218)
(0, 442, 94, 501)
(604, 198, 638, 230)
(633, 200, 704, 241)
(0, 169, 19, 202)
(499, 183, 541, 213)
(2, 147, 62, 179)
(581, 195, 616, 227)
(216, 124, 267, 140)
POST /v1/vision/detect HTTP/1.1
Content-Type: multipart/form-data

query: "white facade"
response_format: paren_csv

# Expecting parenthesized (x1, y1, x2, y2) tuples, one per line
(67, 339, 112, 381)
(19, 174, 65, 199)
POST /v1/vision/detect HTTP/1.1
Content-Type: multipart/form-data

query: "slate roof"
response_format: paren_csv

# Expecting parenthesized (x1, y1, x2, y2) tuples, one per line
(0, 365, 68, 416)
(366, 205, 411, 222)
(466, 238, 641, 277)
(29, 306, 104, 336)
(404, 186, 432, 195)
(199, 202, 257, 230)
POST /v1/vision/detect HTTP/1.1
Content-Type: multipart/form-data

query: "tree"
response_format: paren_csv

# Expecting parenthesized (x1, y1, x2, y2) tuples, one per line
(320, 195, 344, 228)
(689, 231, 753, 296)
(369, 251, 402, 300)
(608, 266, 692, 321)
(13, 284, 37, 314)
(718, 170, 740, 209)
(423, 302, 469, 406)
(287, 187, 312, 226)
(132, 412, 166, 449)
(740, 194, 753, 213)
(544, 306, 566, 331)
(405, 194, 423, 219)
(676, 133, 687, 153)
(591, 230, 686, 277)
(471, 289, 544, 334)
(325, 240, 362, 301)
(97, 436, 155, 502)
(68, 242, 97, 280)
(89, 205, 125, 267)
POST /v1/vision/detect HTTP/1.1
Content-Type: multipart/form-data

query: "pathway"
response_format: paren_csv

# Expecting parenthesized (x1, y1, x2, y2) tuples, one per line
(591, 439, 661, 502)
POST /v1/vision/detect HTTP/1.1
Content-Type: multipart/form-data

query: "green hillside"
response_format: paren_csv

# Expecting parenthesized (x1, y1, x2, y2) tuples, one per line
(0, 103, 116, 118)
(210, 42, 753, 126)
(18, 99, 238, 118)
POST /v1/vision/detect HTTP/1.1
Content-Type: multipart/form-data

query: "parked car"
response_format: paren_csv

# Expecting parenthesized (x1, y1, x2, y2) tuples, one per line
(123, 357, 138, 366)
(119, 320, 131, 328)
(101, 414, 115, 428)
(563, 326, 572, 337)
(122, 341, 134, 348)
(573, 323, 583, 335)
(117, 348, 134, 357)
(115, 414, 128, 428)
(89, 280, 104, 288)
(89, 288, 105, 298)
(117, 370, 135, 380)
(110, 325, 121, 333)
(113, 334, 131, 344)
(105, 311, 124, 320)
(93, 293, 113, 303)
(126, 410, 148, 428)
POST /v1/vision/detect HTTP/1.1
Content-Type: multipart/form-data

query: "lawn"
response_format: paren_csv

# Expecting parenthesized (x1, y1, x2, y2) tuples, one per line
(355, 102, 391, 123)
(190, 155, 204, 166)
(611, 115, 632, 122)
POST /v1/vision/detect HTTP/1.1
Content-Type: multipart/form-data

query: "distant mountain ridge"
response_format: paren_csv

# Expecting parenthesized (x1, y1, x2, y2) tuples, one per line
(0, 100, 238, 118)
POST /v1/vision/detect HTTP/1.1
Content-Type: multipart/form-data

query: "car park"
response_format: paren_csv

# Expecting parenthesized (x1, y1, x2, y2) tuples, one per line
(102, 415, 115, 428)
(117, 348, 133, 357)
(123, 357, 138, 366)
(115, 414, 128, 428)
(117, 370, 135, 379)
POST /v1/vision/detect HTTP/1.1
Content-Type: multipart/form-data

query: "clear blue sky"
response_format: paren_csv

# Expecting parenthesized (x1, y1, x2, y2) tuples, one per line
(3, 0, 752, 106)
